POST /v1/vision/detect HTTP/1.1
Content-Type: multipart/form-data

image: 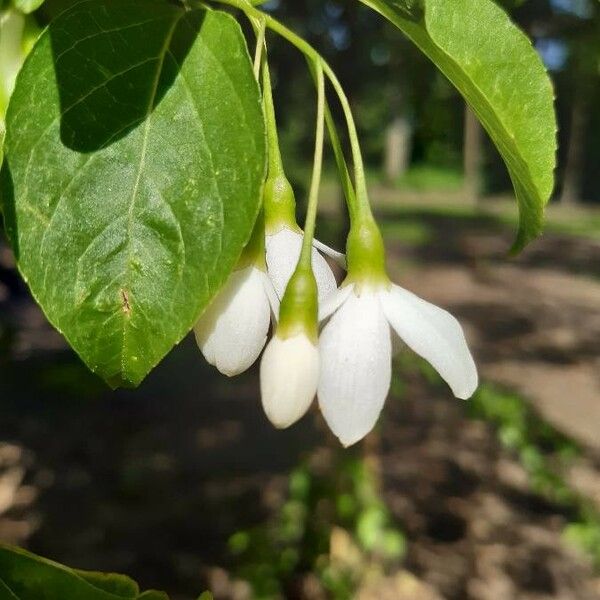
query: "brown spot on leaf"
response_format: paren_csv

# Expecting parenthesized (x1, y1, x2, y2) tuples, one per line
(121, 290, 131, 315)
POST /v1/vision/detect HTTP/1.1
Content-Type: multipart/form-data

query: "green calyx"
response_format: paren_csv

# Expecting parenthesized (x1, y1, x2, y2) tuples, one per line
(277, 265, 318, 343)
(263, 173, 300, 234)
(345, 216, 390, 290)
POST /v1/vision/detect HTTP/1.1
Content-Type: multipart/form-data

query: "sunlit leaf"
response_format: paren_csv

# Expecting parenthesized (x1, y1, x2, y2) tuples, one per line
(11, 0, 45, 14)
(360, 0, 557, 251)
(1, 0, 266, 386)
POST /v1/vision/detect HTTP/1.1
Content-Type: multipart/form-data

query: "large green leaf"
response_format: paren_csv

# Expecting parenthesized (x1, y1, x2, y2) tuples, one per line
(0, 544, 169, 599)
(1, 0, 266, 386)
(360, 0, 557, 251)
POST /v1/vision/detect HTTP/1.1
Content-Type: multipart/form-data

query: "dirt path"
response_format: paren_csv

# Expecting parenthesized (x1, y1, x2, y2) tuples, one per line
(385, 212, 600, 453)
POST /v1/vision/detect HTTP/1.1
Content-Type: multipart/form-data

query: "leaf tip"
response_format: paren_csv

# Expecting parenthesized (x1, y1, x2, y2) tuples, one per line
(509, 217, 544, 256)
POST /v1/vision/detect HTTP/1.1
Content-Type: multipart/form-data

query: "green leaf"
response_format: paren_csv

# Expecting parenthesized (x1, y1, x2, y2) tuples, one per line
(0, 544, 170, 599)
(11, 0, 45, 14)
(1, 0, 266, 386)
(360, 0, 557, 251)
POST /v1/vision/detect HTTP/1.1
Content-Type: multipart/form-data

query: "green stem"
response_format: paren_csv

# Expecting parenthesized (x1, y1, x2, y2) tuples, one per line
(261, 51, 285, 178)
(298, 59, 325, 268)
(252, 18, 266, 79)
(212, 0, 372, 221)
(216, 0, 388, 287)
(325, 102, 357, 220)
(275, 62, 325, 341)
(305, 58, 357, 222)
(260, 44, 298, 232)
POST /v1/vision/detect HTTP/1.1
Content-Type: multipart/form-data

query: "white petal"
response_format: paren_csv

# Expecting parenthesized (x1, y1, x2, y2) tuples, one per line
(260, 334, 319, 428)
(194, 266, 271, 377)
(318, 284, 354, 322)
(318, 291, 392, 447)
(265, 227, 337, 303)
(380, 285, 478, 399)
(312, 238, 347, 269)
(260, 271, 280, 320)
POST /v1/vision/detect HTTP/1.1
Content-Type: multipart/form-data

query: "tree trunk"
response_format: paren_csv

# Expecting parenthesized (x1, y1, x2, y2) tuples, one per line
(560, 86, 588, 206)
(384, 117, 412, 186)
(463, 104, 483, 205)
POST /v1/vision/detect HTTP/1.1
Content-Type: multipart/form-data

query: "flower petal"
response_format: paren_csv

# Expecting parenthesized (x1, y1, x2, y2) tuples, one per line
(318, 291, 392, 447)
(261, 271, 280, 320)
(260, 333, 319, 429)
(380, 285, 478, 399)
(266, 227, 337, 303)
(194, 266, 271, 377)
(318, 284, 354, 322)
(312, 238, 347, 269)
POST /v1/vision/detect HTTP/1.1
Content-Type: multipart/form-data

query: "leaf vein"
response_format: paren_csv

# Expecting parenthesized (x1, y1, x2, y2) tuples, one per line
(120, 12, 184, 378)
(165, 48, 224, 271)
(52, 16, 170, 64)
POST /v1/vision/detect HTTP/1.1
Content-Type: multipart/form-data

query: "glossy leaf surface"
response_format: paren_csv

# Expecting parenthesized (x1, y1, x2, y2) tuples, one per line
(2, 0, 266, 386)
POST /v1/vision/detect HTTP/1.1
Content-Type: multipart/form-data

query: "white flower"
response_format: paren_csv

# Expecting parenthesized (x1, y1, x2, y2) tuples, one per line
(260, 333, 319, 428)
(265, 226, 343, 303)
(318, 283, 478, 447)
(194, 265, 278, 377)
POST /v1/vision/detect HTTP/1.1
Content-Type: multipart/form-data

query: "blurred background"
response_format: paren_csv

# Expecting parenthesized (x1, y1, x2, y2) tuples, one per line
(1, 0, 600, 598)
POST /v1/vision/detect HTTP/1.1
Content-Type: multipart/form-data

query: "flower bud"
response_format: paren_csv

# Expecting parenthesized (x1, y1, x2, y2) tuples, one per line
(260, 332, 319, 429)
(260, 263, 320, 428)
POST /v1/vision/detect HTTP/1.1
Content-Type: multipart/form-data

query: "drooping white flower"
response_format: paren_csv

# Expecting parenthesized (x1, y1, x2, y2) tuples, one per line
(194, 265, 278, 377)
(318, 283, 478, 447)
(266, 226, 343, 303)
(260, 333, 319, 428)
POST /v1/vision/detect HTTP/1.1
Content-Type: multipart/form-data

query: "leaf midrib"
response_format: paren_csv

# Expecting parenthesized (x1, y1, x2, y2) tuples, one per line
(120, 10, 185, 380)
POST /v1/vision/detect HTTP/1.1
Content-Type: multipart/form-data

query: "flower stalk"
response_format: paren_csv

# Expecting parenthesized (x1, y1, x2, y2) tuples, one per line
(214, 0, 389, 287)
(259, 41, 339, 303)
(211, 0, 370, 220)
(261, 56, 299, 233)
(298, 59, 325, 271)
(252, 18, 265, 79)
(200, 0, 479, 445)
(277, 59, 325, 342)
(259, 59, 327, 428)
